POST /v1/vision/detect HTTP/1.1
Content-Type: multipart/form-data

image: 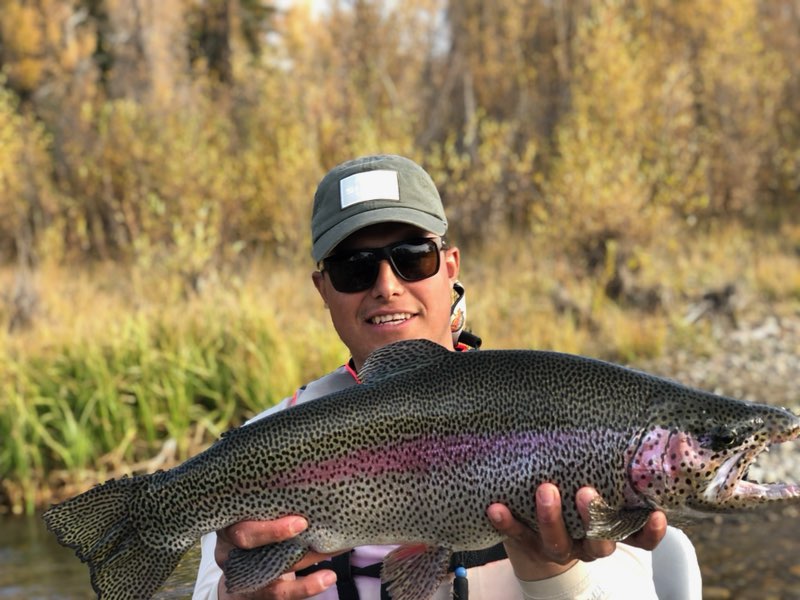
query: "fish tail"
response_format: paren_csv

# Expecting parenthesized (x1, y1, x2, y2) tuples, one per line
(43, 475, 191, 599)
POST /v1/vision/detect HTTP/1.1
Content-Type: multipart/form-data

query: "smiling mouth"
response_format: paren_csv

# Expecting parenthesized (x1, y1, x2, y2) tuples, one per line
(368, 313, 413, 325)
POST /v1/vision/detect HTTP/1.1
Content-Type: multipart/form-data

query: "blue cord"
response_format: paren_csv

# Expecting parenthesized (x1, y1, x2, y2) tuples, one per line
(453, 566, 468, 600)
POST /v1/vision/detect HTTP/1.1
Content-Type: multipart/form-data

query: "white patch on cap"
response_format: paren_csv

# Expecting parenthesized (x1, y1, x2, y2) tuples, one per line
(339, 170, 399, 209)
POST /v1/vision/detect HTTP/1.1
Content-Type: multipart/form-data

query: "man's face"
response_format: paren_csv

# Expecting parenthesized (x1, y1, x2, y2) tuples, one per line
(312, 223, 460, 371)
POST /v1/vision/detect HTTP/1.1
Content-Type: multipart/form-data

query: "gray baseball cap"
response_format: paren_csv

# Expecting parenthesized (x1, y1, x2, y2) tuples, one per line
(311, 154, 448, 262)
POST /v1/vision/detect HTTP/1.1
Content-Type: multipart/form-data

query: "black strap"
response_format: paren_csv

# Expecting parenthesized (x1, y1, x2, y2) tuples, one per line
(450, 543, 507, 570)
(458, 329, 482, 349)
(296, 552, 391, 600)
(331, 552, 359, 600)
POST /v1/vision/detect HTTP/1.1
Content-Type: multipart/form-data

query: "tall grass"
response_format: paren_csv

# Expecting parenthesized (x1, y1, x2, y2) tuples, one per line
(0, 262, 346, 514)
(0, 224, 797, 514)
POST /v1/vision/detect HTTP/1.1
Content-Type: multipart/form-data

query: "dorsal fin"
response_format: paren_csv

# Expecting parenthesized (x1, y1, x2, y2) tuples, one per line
(358, 339, 450, 385)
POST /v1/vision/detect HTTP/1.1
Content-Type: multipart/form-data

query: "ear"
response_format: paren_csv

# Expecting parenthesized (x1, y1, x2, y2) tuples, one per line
(444, 246, 460, 283)
(312, 271, 329, 307)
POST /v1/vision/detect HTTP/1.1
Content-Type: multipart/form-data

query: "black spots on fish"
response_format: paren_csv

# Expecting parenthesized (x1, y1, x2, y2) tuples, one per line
(358, 339, 450, 385)
(626, 424, 741, 510)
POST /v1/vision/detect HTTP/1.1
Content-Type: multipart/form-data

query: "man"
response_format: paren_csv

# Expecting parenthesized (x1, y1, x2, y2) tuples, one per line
(194, 155, 701, 599)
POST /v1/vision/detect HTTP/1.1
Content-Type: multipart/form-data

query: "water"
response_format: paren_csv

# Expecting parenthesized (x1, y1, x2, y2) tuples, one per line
(686, 509, 800, 599)
(3, 511, 800, 599)
(0, 514, 199, 599)
(0, 514, 93, 599)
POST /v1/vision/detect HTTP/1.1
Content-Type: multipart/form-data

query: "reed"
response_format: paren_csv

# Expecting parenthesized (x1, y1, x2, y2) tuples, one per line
(0, 262, 346, 514)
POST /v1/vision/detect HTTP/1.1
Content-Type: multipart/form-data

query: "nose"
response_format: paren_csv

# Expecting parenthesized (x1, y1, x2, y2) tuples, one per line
(370, 259, 404, 299)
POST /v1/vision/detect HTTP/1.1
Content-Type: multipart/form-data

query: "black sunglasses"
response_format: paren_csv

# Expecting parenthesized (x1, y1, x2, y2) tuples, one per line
(320, 237, 445, 293)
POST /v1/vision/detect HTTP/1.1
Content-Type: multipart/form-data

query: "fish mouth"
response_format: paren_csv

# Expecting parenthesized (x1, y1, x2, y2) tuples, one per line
(702, 442, 800, 506)
(703, 449, 755, 502)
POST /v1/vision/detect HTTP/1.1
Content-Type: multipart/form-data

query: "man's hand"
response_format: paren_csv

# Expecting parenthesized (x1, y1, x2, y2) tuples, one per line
(214, 516, 338, 600)
(488, 483, 667, 581)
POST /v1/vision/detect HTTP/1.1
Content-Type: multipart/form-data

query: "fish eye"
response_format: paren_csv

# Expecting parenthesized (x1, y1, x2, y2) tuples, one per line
(700, 424, 739, 451)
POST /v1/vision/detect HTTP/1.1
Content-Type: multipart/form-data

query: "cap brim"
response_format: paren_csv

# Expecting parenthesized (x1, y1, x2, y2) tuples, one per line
(312, 207, 448, 262)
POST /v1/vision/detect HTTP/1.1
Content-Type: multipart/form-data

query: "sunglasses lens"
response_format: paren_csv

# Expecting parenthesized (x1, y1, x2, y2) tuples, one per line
(323, 238, 442, 293)
(326, 251, 379, 293)
(390, 240, 440, 281)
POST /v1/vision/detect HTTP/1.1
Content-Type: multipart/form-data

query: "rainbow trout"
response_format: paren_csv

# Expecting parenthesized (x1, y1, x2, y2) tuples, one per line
(44, 339, 800, 600)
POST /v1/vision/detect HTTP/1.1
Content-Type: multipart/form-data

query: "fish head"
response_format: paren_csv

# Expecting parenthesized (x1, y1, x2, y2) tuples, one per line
(627, 389, 800, 519)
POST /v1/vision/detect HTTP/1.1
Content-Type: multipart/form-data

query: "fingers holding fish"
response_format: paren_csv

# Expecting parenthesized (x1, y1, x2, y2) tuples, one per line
(573, 487, 617, 560)
(531, 483, 578, 563)
(526, 483, 616, 563)
(618, 508, 668, 551)
(218, 571, 337, 600)
(488, 483, 578, 581)
(214, 517, 338, 600)
(488, 483, 635, 582)
(219, 517, 309, 552)
(216, 517, 333, 571)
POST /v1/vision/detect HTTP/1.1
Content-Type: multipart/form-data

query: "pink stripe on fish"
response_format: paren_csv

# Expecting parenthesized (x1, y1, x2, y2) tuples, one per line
(264, 431, 594, 488)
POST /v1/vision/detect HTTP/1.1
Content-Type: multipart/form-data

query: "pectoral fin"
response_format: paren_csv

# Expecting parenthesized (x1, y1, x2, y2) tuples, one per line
(381, 544, 451, 600)
(224, 539, 308, 593)
(585, 497, 654, 540)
